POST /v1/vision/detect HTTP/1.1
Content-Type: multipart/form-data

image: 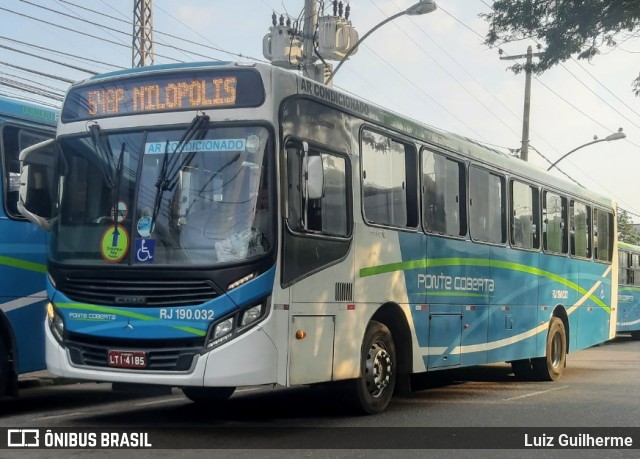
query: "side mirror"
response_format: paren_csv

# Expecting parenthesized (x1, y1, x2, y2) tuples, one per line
(17, 138, 56, 231)
(303, 155, 324, 200)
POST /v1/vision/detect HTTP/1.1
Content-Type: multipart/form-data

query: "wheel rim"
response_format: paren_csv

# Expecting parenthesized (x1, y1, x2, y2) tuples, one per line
(365, 340, 392, 398)
(550, 331, 563, 368)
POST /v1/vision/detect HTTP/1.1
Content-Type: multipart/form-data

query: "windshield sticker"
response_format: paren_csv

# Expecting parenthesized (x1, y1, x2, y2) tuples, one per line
(145, 139, 246, 154)
(100, 225, 130, 263)
(137, 216, 154, 237)
(110, 201, 128, 223)
(135, 239, 155, 264)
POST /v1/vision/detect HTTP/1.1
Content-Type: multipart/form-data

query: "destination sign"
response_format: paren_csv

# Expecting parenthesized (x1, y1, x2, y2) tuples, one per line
(62, 69, 264, 122)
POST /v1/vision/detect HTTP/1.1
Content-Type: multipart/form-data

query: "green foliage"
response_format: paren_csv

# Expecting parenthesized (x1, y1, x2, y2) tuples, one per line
(618, 209, 640, 244)
(483, 0, 640, 94)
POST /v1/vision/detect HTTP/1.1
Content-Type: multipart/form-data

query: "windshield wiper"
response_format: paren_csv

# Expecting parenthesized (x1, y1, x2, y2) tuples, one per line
(112, 143, 125, 233)
(150, 113, 210, 230)
(89, 123, 116, 189)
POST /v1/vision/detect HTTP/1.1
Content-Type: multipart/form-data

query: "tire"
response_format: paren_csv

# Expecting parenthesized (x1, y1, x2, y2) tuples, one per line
(631, 331, 640, 341)
(532, 317, 567, 381)
(182, 386, 235, 404)
(0, 339, 9, 397)
(350, 320, 396, 415)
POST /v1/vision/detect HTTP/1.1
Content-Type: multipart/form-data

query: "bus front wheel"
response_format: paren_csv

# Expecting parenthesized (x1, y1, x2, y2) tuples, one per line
(532, 317, 567, 381)
(182, 386, 235, 404)
(350, 320, 396, 415)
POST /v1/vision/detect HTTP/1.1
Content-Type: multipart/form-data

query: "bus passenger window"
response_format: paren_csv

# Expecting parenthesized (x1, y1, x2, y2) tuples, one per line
(510, 180, 540, 250)
(469, 166, 505, 244)
(422, 150, 466, 237)
(593, 208, 613, 262)
(543, 191, 567, 254)
(361, 130, 417, 229)
(570, 200, 591, 258)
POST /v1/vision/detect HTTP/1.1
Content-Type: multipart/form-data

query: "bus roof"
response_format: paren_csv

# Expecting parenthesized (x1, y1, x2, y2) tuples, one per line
(0, 95, 58, 126)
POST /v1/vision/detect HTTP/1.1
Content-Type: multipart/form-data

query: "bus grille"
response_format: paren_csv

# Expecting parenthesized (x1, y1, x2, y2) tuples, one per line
(66, 336, 204, 372)
(61, 277, 218, 307)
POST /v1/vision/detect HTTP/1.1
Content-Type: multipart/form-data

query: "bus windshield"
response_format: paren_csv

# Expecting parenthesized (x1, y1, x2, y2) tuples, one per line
(52, 125, 271, 266)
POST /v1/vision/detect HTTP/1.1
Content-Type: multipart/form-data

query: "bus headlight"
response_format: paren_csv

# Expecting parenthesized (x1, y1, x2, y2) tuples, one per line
(47, 302, 65, 344)
(241, 304, 262, 327)
(214, 318, 234, 340)
(204, 299, 269, 350)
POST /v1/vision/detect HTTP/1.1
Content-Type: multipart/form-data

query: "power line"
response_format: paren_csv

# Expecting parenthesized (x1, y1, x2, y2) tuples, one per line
(0, 5, 182, 64)
(0, 43, 98, 75)
(379, 0, 522, 141)
(0, 60, 75, 84)
(0, 35, 124, 71)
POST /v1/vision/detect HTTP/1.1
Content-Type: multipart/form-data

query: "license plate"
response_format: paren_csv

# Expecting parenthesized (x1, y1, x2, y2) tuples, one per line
(107, 350, 147, 369)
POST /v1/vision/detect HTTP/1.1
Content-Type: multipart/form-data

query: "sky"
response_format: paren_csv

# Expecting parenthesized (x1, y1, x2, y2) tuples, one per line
(1, 0, 639, 221)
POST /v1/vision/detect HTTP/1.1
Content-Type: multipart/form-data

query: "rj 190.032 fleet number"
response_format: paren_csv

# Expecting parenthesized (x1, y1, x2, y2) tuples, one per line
(159, 308, 215, 320)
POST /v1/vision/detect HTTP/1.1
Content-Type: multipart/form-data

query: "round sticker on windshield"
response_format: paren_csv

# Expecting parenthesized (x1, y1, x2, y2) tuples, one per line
(111, 201, 128, 223)
(100, 225, 129, 263)
(137, 216, 154, 237)
(245, 134, 260, 153)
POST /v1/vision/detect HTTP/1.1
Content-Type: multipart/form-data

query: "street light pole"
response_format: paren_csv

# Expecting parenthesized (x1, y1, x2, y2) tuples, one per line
(324, 0, 437, 85)
(546, 130, 627, 172)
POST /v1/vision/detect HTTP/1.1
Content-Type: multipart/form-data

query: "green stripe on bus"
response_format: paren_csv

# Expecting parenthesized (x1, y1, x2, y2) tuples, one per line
(414, 291, 490, 298)
(0, 255, 47, 273)
(56, 303, 207, 337)
(359, 257, 610, 312)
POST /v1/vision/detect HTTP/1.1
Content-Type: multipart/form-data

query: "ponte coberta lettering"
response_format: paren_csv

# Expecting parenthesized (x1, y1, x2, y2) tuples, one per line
(417, 273, 495, 292)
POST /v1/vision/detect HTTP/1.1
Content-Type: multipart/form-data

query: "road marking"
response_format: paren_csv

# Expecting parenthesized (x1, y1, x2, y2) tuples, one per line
(134, 397, 185, 406)
(505, 385, 568, 401)
(235, 387, 264, 393)
(32, 411, 86, 421)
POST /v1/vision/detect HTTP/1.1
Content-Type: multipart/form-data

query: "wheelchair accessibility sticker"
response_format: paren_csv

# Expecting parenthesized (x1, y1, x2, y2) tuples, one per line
(100, 225, 129, 263)
(135, 238, 155, 263)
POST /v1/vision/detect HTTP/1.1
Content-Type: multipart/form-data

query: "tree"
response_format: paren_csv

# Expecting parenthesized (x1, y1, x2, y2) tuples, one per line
(618, 209, 640, 244)
(482, 1, 640, 95)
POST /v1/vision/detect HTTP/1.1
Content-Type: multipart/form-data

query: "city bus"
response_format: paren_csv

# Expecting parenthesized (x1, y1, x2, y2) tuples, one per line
(18, 62, 617, 414)
(617, 241, 640, 339)
(0, 95, 57, 397)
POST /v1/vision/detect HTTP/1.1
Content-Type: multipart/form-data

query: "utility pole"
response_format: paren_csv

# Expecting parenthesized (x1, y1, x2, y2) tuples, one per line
(500, 45, 543, 161)
(302, 0, 327, 83)
(264, 1, 356, 85)
(132, 0, 154, 68)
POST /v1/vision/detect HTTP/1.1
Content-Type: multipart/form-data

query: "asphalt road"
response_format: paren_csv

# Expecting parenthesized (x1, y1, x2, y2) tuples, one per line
(1, 335, 639, 458)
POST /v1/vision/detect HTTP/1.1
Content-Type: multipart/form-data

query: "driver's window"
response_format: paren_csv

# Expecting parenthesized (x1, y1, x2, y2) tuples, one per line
(286, 143, 349, 237)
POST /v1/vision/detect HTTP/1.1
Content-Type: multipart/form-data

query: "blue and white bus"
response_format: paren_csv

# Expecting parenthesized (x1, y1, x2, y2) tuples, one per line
(19, 62, 617, 413)
(617, 241, 640, 339)
(0, 95, 57, 397)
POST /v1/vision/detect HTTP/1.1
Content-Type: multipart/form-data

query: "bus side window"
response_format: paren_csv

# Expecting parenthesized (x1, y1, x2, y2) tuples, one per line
(510, 180, 539, 250)
(469, 165, 505, 244)
(543, 191, 567, 254)
(422, 149, 467, 237)
(593, 208, 613, 262)
(361, 130, 417, 229)
(2, 125, 55, 219)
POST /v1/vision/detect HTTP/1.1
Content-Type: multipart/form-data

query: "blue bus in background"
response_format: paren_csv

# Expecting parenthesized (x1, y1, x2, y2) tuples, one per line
(0, 95, 57, 397)
(618, 241, 640, 339)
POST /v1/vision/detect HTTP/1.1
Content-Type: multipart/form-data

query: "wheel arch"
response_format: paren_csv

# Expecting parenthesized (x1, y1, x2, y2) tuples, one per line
(552, 304, 570, 354)
(370, 302, 412, 394)
(0, 311, 18, 396)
